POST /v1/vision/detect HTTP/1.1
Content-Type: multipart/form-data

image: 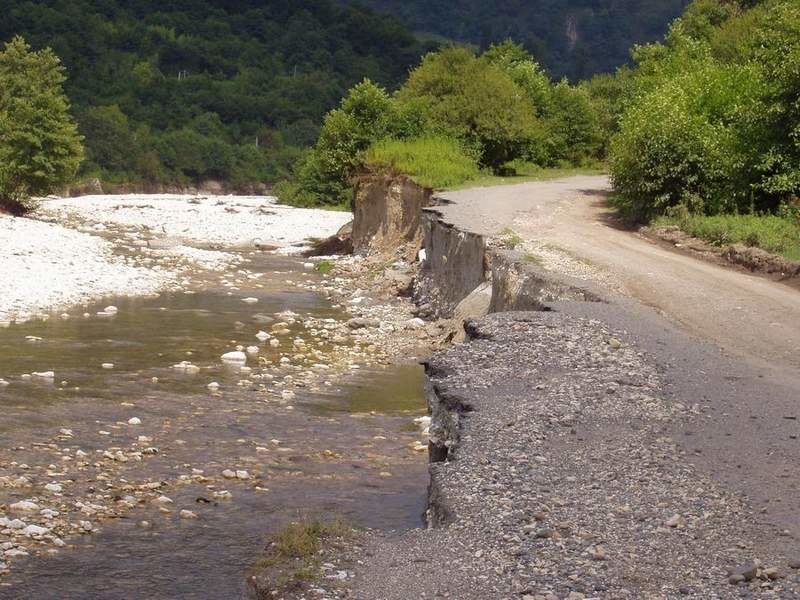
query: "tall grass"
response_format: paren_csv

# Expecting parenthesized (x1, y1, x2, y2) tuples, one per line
(366, 136, 480, 189)
(655, 213, 800, 261)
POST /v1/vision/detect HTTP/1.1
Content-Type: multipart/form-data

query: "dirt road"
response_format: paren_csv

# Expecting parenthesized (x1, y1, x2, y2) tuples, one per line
(439, 176, 800, 373)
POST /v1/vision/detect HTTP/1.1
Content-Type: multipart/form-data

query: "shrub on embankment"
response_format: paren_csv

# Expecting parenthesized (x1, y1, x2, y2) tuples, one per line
(0, 37, 83, 214)
(365, 136, 480, 189)
(608, 0, 800, 231)
(655, 210, 800, 261)
(276, 42, 608, 207)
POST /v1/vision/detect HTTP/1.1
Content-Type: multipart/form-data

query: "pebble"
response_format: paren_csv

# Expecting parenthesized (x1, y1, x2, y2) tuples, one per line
(179, 510, 198, 519)
(729, 562, 758, 583)
(22, 524, 50, 538)
(207, 382, 220, 392)
(221, 351, 247, 363)
(10, 500, 39, 512)
(172, 361, 200, 374)
(405, 317, 425, 329)
(44, 483, 63, 493)
(101, 363, 114, 369)
(127, 417, 142, 425)
(347, 317, 380, 329)
(665, 514, 683, 528)
(242, 297, 259, 304)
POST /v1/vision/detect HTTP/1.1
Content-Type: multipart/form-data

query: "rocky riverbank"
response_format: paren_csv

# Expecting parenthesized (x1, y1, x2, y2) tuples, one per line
(0, 192, 450, 594)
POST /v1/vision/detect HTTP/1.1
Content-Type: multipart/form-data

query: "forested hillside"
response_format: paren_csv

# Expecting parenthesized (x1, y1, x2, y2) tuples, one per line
(350, 0, 689, 79)
(0, 0, 431, 189)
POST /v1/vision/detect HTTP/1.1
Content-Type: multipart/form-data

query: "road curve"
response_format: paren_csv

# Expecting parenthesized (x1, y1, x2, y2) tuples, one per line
(439, 176, 800, 374)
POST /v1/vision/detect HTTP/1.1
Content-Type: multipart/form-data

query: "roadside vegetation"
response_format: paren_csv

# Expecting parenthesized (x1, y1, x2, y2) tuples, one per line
(365, 136, 481, 189)
(277, 41, 609, 207)
(655, 211, 800, 261)
(608, 0, 800, 260)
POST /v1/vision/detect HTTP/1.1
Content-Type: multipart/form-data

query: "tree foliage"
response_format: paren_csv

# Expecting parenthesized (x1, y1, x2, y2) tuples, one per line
(0, 36, 83, 213)
(0, 0, 432, 189)
(609, 0, 800, 222)
(396, 48, 540, 169)
(281, 43, 608, 206)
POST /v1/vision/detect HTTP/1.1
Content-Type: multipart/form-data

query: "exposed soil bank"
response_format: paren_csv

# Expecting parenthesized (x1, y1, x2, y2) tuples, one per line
(351, 174, 432, 258)
(415, 203, 603, 320)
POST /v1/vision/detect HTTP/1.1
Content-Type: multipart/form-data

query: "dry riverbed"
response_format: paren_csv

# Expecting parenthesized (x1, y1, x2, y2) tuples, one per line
(0, 194, 445, 597)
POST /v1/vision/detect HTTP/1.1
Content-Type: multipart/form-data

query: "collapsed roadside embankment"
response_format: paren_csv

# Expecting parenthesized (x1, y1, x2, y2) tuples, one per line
(337, 173, 800, 599)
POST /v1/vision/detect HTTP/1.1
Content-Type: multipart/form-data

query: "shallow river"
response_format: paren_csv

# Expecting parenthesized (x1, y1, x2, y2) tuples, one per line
(0, 255, 428, 599)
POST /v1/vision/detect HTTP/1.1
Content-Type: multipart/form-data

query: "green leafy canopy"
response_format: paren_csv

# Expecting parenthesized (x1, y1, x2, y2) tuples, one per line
(0, 36, 83, 213)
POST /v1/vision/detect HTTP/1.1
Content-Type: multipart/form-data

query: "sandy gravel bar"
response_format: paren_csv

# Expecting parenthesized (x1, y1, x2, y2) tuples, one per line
(41, 194, 352, 248)
(0, 215, 167, 323)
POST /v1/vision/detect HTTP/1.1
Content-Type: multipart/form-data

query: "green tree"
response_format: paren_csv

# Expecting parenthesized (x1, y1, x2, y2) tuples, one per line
(397, 47, 539, 169)
(80, 104, 136, 176)
(610, 60, 767, 221)
(545, 82, 604, 165)
(279, 79, 404, 206)
(483, 40, 553, 116)
(0, 36, 83, 213)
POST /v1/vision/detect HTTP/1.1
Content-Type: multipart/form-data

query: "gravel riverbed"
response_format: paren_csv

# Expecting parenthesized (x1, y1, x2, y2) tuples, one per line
(0, 194, 351, 324)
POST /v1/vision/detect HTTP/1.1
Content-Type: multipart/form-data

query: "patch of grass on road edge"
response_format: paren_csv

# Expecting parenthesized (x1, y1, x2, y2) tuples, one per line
(500, 227, 524, 249)
(314, 259, 335, 274)
(366, 136, 481, 190)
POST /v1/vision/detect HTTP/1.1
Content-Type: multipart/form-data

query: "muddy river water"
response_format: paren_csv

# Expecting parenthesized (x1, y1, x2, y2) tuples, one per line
(0, 255, 428, 599)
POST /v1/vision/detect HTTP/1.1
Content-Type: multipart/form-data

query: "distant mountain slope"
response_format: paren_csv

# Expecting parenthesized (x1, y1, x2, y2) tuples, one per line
(0, 0, 432, 187)
(352, 0, 690, 79)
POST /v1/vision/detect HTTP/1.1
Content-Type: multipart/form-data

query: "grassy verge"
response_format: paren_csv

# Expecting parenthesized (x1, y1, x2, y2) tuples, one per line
(654, 213, 800, 261)
(250, 517, 352, 596)
(314, 259, 335, 274)
(447, 163, 606, 191)
(365, 136, 480, 189)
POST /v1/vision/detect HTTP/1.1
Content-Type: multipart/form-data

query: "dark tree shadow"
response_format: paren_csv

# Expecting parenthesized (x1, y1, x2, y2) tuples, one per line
(577, 187, 636, 232)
